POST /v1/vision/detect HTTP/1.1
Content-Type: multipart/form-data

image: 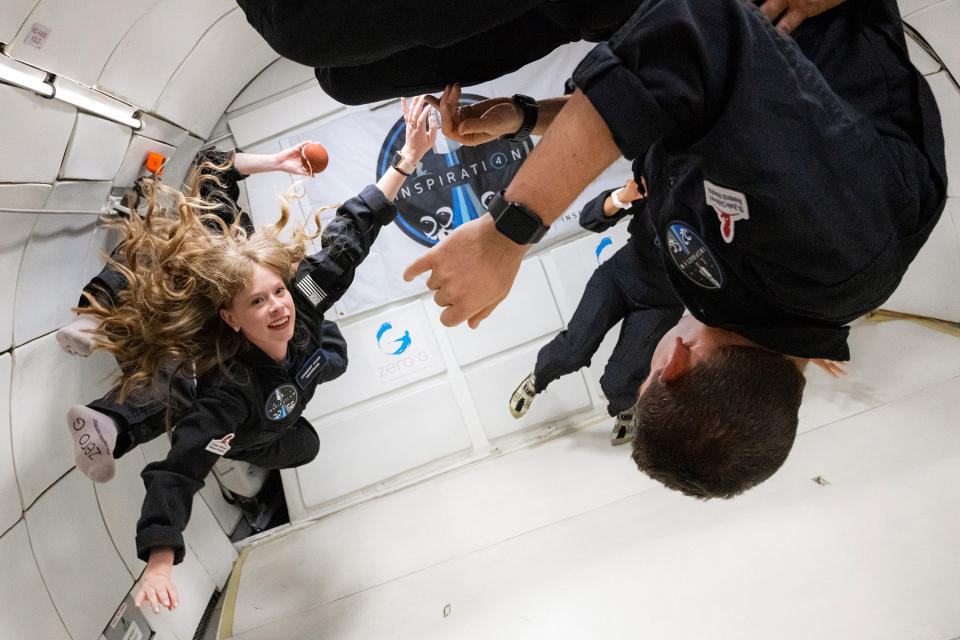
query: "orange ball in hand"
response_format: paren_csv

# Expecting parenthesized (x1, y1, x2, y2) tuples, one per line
(300, 143, 329, 175)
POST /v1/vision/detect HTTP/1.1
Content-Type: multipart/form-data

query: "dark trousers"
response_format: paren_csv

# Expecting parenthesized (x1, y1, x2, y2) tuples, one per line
(535, 245, 682, 416)
(89, 369, 196, 459)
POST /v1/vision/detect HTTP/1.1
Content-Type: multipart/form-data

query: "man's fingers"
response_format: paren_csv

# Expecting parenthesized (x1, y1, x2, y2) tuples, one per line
(467, 296, 505, 329)
(439, 303, 470, 328)
(434, 288, 452, 308)
(775, 9, 805, 32)
(404, 252, 434, 282)
(758, 0, 788, 22)
(424, 95, 441, 109)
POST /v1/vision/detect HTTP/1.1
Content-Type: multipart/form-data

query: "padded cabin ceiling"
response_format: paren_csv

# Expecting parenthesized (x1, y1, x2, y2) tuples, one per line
(0, 0, 278, 144)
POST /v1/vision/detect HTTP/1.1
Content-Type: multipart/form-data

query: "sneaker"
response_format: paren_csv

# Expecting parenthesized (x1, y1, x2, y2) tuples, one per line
(610, 410, 635, 446)
(509, 372, 537, 419)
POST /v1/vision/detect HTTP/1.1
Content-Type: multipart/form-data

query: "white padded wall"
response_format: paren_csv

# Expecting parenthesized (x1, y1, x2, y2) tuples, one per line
(6, 0, 156, 87)
(0, 85, 76, 183)
(926, 72, 960, 198)
(0, 355, 18, 536)
(153, 9, 277, 138)
(183, 493, 240, 589)
(884, 199, 960, 321)
(44, 180, 112, 211)
(59, 114, 131, 181)
(228, 58, 316, 113)
(906, 0, 960, 80)
(542, 223, 631, 323)
(304, 300, 447, 418)
(0, 212, 38, 352)
(98, 0, 236, 108)
(25, 469, 133, 640)
(162, 135, 205, 191)
(14, 213, 97, 344)
(0, 0, 39, 44)
(442, 258, 564, 365)
(298, 381, 472, 508)
(113, 135, 176, 188)
(138, 114, 190, 148)
(0, 184, 51, 209)
(465, 341, 593, 441)
(0, 522, 72, 640)
(10, 335, 77, 507)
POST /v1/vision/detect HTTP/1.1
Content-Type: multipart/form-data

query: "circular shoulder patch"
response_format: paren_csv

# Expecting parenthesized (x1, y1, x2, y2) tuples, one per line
(665, 221, 724, 290)
(266, 384, 299, 421)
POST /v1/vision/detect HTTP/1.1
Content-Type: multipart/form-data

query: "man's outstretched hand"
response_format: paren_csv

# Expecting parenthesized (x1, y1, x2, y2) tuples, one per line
(425, 84, 521, 146)
(752, 0, 846, 33)
(403, 214, 528, 328)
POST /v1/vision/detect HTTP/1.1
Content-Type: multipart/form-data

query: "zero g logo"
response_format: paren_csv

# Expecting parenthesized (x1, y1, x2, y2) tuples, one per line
(376, 322, 412, 355)
(374, 321, 431, 380)
(376, 94, 532, 247)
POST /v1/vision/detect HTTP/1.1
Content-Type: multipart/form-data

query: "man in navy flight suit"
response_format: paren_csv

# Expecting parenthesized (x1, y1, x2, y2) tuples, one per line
(406, 0, 947, 498)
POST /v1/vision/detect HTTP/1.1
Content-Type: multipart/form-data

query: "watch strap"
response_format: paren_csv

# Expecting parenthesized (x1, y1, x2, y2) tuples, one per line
(487, 190, 550, 244)
(499, 94, 539, 142)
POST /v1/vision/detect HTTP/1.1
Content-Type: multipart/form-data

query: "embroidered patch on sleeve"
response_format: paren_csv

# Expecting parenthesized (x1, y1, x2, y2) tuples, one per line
(704, 179, 749, 243)
(296, 348, 328, 389)
(295, 276, 328, 308)
(205, 433, 235, 455)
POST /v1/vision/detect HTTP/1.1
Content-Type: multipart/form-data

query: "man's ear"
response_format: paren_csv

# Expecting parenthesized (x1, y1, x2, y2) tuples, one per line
(660, 337, 693, 383)
(219, 308, 237, 332)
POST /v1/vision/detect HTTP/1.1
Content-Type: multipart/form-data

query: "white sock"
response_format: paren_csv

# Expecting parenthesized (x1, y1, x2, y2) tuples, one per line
(66, 405, 117, 483)
(56, 314, 100, 357)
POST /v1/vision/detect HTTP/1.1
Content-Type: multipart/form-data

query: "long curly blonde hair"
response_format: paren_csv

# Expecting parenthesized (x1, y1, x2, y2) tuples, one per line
(81, 158, 320, 402)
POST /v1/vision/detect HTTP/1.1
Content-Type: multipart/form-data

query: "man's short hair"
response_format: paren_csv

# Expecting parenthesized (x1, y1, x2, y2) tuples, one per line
(631, 345, 806, 499)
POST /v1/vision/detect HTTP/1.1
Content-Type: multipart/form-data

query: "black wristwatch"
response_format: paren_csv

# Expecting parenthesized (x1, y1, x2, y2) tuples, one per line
(499, 94, 539, 142)
(487, 191, 550, 244)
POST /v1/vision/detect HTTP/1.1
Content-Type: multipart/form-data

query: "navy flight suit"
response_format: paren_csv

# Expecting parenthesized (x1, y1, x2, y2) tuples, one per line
(80, 177, 398, 564)
(569, 0, 946, 360)
(533, 188, 683, 416)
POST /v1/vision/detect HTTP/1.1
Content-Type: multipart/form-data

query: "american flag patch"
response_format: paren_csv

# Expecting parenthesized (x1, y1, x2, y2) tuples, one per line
(296, 276, 327, 307)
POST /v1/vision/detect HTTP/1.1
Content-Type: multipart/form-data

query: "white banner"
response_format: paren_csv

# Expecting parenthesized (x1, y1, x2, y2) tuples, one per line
(247, 42, 632, 318)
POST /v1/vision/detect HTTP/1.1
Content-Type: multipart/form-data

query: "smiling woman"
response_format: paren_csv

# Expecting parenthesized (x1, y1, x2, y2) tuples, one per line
(53, 95, 437, 615)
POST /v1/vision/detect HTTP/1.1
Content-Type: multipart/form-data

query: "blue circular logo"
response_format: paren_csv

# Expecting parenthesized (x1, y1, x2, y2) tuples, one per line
(665, 222, 724, 290)
(376, 322, 412, 356)
(265, 384, 298, 421)
(376, 94, 531, 247)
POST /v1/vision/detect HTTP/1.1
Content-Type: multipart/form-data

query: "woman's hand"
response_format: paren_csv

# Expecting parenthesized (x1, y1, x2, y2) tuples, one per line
(425, 84, 520, 146)
(811, 359, 847, 378)
(399, 95, 439, 164)
(134, 547, 179, 614)
(272, 142, 314, 176)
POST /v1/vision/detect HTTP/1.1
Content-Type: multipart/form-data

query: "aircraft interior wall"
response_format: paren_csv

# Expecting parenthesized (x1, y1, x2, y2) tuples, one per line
(0, 1, 958, 638)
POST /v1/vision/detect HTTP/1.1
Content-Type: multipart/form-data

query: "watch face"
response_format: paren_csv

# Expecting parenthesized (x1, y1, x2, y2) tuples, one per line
(376, 93, 532, 247)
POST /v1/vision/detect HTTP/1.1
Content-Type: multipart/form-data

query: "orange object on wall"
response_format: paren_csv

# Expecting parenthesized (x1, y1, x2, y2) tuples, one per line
(145, 151, 166, 175)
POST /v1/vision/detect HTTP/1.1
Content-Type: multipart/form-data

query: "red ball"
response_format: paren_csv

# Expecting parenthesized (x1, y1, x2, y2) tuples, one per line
(301, 143, 329, 175)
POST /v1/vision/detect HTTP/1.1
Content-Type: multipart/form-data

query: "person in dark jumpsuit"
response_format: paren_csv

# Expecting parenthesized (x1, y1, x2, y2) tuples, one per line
(508, 177, 685, 446)
(408, 0, 947, 498)
(59, 97, 438, 614)
(234, 0, 642, 104)
(56, 145, 316, 469)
